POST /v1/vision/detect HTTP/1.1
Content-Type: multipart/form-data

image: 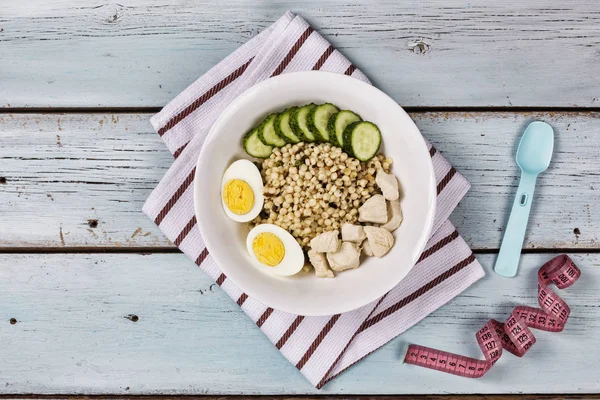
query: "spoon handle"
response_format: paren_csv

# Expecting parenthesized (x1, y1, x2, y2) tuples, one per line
(494, 172, 538, 277)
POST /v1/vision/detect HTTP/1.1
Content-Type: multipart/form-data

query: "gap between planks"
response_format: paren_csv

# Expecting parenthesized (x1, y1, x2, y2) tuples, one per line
(1, 395, 600, 399)
(3, 106, 600, 114)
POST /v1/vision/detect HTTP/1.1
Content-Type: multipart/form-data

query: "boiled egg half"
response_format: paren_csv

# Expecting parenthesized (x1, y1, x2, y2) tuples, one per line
(246, 224, 305, 276)
(221, 159, 264, 222)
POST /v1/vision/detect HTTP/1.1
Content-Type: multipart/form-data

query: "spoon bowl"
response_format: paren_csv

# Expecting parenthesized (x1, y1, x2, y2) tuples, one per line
(516, 121, 554, 174)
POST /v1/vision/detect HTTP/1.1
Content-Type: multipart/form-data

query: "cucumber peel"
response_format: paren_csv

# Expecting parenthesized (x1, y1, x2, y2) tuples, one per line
(243, 127, 273, 158)
(328, 110, 362, 147)
(307, 103, 339, 142)
(342, 121, 381, 161)
(290, 104, 317, 142)
(258, 114, 286, 147)
(275, 107, 301, 143)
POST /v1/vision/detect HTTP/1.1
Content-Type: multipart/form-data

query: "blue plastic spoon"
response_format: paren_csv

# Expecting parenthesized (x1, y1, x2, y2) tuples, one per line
(494, 121, 554, 277)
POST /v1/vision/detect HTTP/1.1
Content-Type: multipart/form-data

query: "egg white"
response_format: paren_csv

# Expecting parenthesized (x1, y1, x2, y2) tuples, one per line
(246, 224, 305, 277)
(221, 159, 265, 222)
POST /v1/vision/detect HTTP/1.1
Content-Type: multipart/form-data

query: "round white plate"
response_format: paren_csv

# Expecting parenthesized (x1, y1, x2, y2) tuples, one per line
(194, 71, 436, 316)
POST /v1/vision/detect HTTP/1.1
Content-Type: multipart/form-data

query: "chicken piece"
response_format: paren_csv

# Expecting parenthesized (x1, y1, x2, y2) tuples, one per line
(308, 250, 335, 278)
(310, 230, 340, 253)
(326, 242, 361, 272)
(341, 223, 366, 243)
(362, 239, 374, 256)
(358, 194, 388, 224)
(376, 169, 400, 201)
(381, 198, 403, 232)
(363, 226, 394, 257)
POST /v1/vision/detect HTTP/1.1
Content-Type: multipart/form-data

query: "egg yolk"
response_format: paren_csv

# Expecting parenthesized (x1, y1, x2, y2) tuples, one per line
(252, 233, 285, 267)
(223, 179, 255, 215)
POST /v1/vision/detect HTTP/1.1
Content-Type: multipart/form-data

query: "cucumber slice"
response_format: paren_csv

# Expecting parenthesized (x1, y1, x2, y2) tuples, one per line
(327, 110, 362, 147)
(290, 104, 317, 142)
(342, 121, 381, 161)
(308, 103, 339, 143)
(243, 127, 273, 158)
(258, 114, 286, 147)
(275, 107, 301, 143)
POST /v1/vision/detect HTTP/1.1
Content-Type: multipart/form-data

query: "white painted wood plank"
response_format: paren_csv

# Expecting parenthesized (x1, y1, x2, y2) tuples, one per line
(420, 111, 600, 250)
(2, 0, 600, 108)
(0, 252, 597, 394)
(1, 112, 598, 249)
(0, 113, 173, 248)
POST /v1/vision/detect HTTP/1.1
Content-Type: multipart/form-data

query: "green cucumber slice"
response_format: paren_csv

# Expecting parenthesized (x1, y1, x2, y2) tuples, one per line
(308, 103, 339, 143)
(275, 107, 301, 143)
(328, 110, 362, 147)
(243, 127, 273, 158)
(258, 114, 286, 147)
(290, 104, 317, 142)
(342, 121, 381, 161)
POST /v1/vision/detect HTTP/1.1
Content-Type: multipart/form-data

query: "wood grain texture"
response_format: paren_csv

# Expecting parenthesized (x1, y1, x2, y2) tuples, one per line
(0, 252, 598, 395)
(2, 0, 600, 108)
(1, 111, 598, 249)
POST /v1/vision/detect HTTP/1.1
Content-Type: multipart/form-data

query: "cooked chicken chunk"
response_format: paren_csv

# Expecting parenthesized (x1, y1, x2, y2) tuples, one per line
(326, 242, 361, 272)
(308, 250, 334, 278)
(358, 194, 388, 224)
(310, 230, 340, 253)
(375, 169, 399, 201)
(363, 226, 394, 257)
(381, 198, 403, 232)
(341, 223, 366, 243)
(362, 239, 374, 256)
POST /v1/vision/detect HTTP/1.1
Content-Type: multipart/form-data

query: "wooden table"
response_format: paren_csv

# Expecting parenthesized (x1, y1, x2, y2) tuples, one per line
(1, 1, 599, 398)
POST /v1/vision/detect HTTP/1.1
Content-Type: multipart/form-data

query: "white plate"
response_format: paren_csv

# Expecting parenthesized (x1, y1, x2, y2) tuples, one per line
(194, 71, 436, 316)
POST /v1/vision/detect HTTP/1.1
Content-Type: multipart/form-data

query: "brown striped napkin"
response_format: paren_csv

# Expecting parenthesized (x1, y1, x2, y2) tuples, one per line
(143, 11, 485, 388)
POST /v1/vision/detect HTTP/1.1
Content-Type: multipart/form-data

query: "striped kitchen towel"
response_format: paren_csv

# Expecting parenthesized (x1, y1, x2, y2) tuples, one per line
(143, 11, 485, 388)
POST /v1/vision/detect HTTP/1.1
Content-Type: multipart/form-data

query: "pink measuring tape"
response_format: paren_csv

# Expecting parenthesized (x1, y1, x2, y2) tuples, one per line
(404, 254, 581, 377)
